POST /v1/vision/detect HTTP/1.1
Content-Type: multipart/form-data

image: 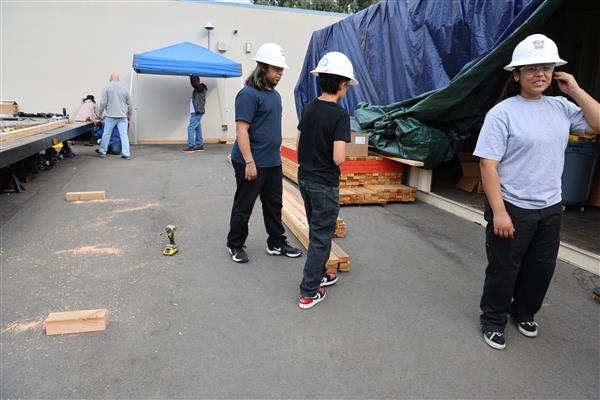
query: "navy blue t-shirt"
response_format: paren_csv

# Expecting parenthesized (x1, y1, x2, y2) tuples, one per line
(231, 85, 282, 167)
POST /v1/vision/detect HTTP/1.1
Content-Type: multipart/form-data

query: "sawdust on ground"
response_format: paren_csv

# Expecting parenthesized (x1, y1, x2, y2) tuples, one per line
(55, 245, 123, 256)
(1, 320, 42, 333)
(70, 198, 134, 204)
(114, 202, 160, 213)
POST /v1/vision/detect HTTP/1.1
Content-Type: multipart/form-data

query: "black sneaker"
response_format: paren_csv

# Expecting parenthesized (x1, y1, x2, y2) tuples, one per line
(320, 273, 338, 287)
(516, 321, 538, 337)
(182, 146, 198, 153)
(121, 155, 131, 160)
(483, 328, 506, 350)
(266, 242, 302, 258)
(228, 247, 249, 263)
(299, 287, 326, 309)
(194, 145, 205, 151)
(95, 149, 106, 158)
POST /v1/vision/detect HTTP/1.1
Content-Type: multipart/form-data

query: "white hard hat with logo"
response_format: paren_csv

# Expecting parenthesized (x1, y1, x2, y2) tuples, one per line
(504, 34, 567, 71)
(252, 43, 289, 69)
(310, 51, 359, 85)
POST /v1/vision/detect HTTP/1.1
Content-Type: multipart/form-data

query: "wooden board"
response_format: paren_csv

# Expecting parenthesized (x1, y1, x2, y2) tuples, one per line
(0, 120, 68, 143)
(66, 191, 106, 202)
(383, 156, 424, 167)
(45, 309, 108, 335)
(282, 186, 350, 271)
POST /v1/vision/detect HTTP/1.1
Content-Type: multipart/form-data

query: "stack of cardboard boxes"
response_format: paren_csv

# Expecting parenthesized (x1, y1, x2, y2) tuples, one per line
(345, 132, 369, 158)
(0, 101, 19, 116)
(456, 152, 483, 193)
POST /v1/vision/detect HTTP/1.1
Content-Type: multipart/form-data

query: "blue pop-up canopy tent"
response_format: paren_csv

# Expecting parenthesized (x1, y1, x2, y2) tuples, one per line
(132, 42, 242, 77)
(129, 42, 242, 143)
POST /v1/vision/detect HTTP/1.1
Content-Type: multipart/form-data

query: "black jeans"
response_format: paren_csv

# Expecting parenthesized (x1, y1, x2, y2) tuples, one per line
(480, 199, 562, 331)
(299, 179, 340, 297)
(226, 161, 286, 249)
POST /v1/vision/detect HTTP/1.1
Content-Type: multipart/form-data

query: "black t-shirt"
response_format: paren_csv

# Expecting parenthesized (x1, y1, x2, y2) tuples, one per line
(297, 99, 351, 186)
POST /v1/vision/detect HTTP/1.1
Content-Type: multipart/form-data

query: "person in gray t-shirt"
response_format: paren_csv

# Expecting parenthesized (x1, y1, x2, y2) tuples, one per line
(474, 34, 600, 351)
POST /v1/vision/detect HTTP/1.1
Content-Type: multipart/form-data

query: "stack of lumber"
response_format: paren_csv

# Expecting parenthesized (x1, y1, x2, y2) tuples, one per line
(0, 120, 68, 143)
(335, 218, 346, 238)
(339, 171, 401, 187)
(282, 182, 350, 273)
(340, 184, 416, 205)
(281, 143, 416, 205)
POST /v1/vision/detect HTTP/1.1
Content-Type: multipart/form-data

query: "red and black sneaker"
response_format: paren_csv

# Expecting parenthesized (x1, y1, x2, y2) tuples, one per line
(320, 273, 338, 287)
(299, 288, 326, 309)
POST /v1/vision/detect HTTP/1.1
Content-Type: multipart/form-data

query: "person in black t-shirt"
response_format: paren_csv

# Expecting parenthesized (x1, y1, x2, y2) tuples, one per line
(296, 52, 359, 309)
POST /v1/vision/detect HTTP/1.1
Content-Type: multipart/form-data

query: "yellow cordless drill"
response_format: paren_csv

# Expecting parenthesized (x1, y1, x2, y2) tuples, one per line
(162, 224, 178, 256)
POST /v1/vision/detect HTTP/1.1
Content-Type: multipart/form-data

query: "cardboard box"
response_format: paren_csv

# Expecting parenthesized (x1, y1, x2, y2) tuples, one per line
(346, 132, 368, 158)
(0, 101, 19, 115)
(456, 154, 483, 193)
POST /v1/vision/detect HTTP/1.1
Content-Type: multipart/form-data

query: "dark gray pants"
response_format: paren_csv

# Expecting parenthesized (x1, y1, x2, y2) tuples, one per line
(480, 199, 562, 331)
(299, 180, 339, 297)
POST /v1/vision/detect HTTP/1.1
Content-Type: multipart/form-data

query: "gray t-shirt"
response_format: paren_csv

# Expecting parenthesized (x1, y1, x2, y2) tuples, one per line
(474, 95, 587, 209)
(99, 81, 132, 118)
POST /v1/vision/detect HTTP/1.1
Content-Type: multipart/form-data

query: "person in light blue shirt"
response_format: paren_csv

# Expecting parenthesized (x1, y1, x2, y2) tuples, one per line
(474, 34, 600, 351)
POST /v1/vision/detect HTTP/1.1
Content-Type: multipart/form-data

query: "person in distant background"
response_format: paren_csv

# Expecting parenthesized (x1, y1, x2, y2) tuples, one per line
(96, 73, 132, 160)
(183, 76, 207, 152)
(75, 95, 100, 122)
(75, 95, 102, 146)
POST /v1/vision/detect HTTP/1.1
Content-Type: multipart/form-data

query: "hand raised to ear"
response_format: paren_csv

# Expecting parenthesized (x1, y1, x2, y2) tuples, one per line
(553, 72, 580, 96)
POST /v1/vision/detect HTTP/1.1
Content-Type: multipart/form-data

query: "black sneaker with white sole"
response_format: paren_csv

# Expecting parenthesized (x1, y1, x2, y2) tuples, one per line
(320, 273, 338, 287)
(483, 329, 506, 350)
(95, 149, 106, 158)
(228, 247, 249, 263)
(516, 321, 538, 337)
(266, 241, 302, 258)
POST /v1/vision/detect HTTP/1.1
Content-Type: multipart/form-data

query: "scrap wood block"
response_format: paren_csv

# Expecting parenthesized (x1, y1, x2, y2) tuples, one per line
(65, 191, 106, 202)
(44, 309, 108, 335)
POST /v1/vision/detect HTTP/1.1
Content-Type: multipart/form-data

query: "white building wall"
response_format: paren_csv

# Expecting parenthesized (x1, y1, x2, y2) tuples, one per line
(1, 1, 344, 141)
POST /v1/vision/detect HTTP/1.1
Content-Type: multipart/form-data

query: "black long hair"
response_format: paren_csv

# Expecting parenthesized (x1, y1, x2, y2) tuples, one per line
(245, 62, 270, 90)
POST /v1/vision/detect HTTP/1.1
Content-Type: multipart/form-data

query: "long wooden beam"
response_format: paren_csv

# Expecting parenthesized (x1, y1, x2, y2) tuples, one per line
(0, 120, 68, 143)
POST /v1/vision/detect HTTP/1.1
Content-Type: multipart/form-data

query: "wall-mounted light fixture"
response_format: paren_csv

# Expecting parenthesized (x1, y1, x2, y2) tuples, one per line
(204, 22, 215, 49)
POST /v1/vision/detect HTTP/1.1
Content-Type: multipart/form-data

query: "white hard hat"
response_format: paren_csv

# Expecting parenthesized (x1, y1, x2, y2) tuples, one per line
(504, 34, 567, 71)
(310, 51, 359, 85)
(252, 43, 289, 69)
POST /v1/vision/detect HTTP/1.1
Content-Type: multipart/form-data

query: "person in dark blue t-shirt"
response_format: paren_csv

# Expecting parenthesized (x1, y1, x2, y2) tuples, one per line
(226, 43, 302, 263)
(296, 52, 357, 309)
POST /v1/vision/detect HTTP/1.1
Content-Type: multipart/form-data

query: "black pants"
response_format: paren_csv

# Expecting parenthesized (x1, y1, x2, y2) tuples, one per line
(299, 180, 339, 297)
(480, 199, 562, 331)
(226, 161, 286, 249)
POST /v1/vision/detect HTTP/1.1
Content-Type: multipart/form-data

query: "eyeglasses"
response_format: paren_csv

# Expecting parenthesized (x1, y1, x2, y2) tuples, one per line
(519, 64, 554, 74)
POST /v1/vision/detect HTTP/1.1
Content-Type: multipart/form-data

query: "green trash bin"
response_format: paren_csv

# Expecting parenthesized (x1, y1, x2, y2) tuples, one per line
(561, 142, 600, 206)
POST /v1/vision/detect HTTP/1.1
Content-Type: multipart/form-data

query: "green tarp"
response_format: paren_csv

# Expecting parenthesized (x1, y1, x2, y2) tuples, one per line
(352, 0, 564, 169)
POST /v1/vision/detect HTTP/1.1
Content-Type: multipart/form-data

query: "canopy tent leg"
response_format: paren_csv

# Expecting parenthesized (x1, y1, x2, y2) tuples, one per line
(128, 68, 138, 145)
(134, 70, 139, 144)
(223, 78, 229, 141)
